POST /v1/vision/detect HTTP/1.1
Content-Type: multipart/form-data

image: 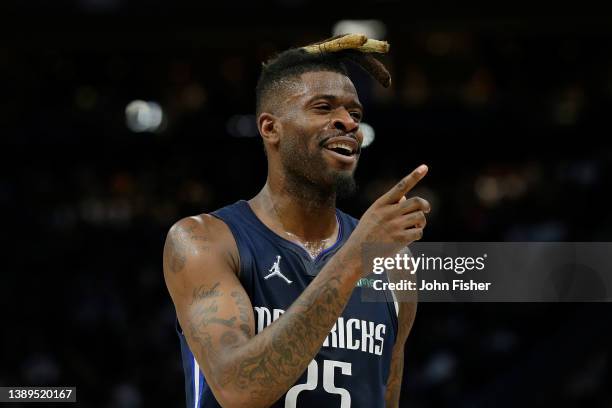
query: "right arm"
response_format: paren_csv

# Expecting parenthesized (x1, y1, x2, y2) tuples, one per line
(163, 165, 430, 408)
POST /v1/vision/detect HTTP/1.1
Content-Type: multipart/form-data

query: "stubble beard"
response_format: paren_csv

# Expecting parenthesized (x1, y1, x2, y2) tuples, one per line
(279, 138, 358, 207)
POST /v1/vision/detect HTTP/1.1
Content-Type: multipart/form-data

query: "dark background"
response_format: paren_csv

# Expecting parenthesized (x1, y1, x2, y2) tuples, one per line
(1, 1, 611, 407)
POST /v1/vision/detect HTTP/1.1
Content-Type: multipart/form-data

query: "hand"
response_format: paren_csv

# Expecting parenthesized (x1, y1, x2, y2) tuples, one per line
(346, 165, 431, 267)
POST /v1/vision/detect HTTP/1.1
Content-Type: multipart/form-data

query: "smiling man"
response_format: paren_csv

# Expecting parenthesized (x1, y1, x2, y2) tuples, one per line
(163, 34, 431, 408)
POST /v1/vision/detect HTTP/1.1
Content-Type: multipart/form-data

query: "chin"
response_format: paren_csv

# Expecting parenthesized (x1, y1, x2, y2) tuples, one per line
(331, 172, 358, 198)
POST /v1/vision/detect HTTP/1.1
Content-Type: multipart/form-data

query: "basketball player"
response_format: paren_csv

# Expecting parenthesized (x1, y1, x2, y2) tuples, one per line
(163, 34, 431, 407)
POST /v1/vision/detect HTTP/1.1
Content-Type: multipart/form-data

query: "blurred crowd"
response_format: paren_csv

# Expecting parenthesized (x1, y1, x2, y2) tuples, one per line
(2, 6, 612, 407)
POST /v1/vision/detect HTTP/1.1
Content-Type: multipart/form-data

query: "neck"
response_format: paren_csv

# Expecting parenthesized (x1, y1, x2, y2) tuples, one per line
(252, 175, 338, 242)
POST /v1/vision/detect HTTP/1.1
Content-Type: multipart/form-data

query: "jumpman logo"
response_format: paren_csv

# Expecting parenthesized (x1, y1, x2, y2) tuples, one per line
(264, 255, 292, 284)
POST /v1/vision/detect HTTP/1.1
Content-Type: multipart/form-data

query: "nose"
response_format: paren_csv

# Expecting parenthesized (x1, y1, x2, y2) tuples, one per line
(331, 108, 359, 133)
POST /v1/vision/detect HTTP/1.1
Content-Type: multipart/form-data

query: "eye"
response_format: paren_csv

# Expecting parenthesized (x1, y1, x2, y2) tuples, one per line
(350, 111, 363, 121)
(314, 103, 332, 111)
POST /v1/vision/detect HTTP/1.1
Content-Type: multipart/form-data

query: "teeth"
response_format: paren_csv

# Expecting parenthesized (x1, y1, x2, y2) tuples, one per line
(326, 142, 353, 154)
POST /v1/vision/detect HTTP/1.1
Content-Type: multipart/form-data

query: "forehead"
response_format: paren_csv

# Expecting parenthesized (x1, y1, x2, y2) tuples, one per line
(284, 70, 360, 104)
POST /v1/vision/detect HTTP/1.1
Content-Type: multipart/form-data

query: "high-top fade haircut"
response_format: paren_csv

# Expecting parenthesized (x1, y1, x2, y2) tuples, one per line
(255, 34, 392, 117)
(255, 48, 349, 117)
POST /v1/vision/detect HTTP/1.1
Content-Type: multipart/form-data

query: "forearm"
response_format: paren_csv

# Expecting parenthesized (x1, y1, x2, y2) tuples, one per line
(384, 299, 416, 407)
(384, 347, 404, 407)
(197, 246, 361, 407)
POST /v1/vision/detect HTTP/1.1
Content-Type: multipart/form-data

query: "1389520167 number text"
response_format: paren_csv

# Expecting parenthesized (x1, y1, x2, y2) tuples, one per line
(0, 387, 76, 402)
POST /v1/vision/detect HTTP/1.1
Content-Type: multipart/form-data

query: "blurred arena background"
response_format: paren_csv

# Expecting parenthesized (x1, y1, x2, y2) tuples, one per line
(1, 1, 612, 407)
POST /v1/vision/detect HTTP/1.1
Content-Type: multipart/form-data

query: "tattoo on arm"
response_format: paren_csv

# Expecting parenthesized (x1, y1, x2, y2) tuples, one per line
(185, 253, 359, 407)
(231, 275, 345, 393)
(232, 291, 253, 337)
(164, 219, 213, 274)
(164, 232, 186, 274)
(187, 282, 240, 388)
(190, 284, 237, 328)
(191, 282, 222, 304)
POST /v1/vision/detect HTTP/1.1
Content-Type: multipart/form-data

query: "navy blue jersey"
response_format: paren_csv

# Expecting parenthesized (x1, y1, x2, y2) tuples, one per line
(178, 200, 398, 408)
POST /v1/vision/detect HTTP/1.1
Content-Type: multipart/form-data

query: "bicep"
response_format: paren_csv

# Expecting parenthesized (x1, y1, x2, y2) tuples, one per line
(163, 217, 255, 389)
(181, 273, 255, 390)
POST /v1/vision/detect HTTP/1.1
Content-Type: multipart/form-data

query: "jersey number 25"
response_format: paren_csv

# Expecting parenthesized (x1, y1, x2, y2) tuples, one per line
(285, 359, 352, 408)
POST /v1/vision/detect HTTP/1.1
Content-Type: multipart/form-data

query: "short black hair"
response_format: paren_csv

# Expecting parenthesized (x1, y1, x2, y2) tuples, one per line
(255, 48, 350, 117)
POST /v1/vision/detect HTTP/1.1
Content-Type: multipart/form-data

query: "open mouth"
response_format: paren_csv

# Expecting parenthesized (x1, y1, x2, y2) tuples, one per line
(321, 136, 360, 165)
(325, 142, 356, 157)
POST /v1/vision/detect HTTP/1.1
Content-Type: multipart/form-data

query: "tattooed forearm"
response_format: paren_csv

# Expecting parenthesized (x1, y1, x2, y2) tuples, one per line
(232, 276, 345, 391)
(186, 249, 361, 407)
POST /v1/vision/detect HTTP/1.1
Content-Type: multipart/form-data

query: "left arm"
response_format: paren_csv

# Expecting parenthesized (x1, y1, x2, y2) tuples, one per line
(385, 195, 427, 406)
(385, 300, 417, 407)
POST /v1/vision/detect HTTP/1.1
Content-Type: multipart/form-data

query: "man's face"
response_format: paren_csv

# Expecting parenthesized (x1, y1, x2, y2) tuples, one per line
(277, 70, 364, 197)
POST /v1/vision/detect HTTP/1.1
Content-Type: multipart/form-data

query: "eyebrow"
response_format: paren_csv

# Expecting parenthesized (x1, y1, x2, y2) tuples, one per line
(306, 94, 363, 111)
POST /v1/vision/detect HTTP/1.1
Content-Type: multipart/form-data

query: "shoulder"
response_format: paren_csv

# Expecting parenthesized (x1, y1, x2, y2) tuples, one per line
(163, 213, 239, 276)
(167, 213, 230, 242)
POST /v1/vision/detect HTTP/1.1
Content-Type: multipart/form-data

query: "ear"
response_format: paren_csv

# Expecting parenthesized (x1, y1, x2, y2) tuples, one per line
(257, 112, 281, 147)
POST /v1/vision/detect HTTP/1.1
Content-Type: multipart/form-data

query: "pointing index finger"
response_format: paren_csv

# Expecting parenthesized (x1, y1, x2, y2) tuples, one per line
(382, 164, 428, 204)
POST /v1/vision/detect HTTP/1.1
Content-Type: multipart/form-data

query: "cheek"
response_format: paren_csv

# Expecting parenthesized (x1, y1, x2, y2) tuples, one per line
(280, 132, 308, 157)
(280, 117, 323, 153)
(356, 130, 364, 144)
(293, 126, 320, 152)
